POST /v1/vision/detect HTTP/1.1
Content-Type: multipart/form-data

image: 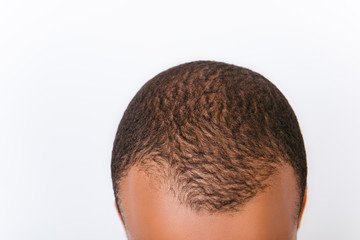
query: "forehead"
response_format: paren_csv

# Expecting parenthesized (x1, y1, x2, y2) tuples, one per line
(119, 165, 299, 240)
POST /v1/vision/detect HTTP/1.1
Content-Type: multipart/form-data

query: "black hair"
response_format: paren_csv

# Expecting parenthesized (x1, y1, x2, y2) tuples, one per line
(111, 60, 307, 226)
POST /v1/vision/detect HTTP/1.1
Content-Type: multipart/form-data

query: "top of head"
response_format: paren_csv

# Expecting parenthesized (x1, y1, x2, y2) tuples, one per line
(111, 60, 307, 227)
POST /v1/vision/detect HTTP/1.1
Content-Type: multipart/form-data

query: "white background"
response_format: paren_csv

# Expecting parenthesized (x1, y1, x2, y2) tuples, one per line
(1, 0, 359, 239)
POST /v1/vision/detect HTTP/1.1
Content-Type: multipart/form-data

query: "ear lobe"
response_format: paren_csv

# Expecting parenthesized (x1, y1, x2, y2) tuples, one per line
(297, 186, 307, 230)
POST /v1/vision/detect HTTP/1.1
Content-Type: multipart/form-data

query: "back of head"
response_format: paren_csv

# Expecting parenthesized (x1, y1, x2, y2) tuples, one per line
(111, 60, 307, 226)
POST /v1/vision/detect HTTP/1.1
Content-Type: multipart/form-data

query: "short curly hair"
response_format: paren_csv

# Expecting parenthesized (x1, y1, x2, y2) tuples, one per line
(111, 60, 307, 225)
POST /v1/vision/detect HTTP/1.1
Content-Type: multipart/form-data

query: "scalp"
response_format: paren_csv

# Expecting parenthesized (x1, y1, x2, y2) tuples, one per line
(111, 60, 307, 219)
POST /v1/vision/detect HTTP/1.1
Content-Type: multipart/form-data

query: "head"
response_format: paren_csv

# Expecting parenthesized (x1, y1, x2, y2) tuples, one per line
(111, 61, 307, 240)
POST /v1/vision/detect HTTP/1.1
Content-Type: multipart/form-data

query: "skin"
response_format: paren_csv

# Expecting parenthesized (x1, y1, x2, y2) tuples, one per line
(115, 164, 307, 240)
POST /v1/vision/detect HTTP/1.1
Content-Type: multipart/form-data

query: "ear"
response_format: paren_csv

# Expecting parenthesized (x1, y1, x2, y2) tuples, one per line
(297, 186, 307, 230)
(114, 201, 126, 231)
